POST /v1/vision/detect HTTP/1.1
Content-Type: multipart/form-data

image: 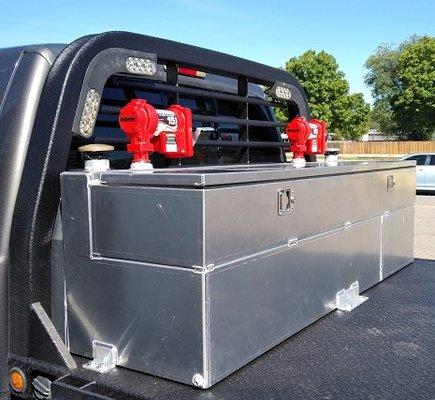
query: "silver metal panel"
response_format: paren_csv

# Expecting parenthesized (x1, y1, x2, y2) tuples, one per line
(206, 217, 382, 385)
(91, 185, 203, 267)
(99, 160, 416, 187)
(62, 215, 385, 388)
(204, 168, 415, 265)
(81, 166, 414, 268)
(57, 161, 416, 388)
(61, 174, 91, 258)
(382, 206, 415, 279)
(65, 257, 204, 385)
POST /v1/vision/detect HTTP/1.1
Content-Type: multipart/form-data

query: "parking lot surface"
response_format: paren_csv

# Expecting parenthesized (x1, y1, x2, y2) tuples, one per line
(415, 195, 435, 260)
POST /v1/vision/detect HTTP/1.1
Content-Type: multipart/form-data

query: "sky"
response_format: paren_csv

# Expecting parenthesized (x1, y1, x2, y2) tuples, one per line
(1, 0, 434, 103)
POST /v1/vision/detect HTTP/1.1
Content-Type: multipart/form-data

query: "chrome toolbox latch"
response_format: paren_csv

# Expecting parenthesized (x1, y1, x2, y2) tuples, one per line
(278, 188, 295, 215)
(387, 175, 396, 192)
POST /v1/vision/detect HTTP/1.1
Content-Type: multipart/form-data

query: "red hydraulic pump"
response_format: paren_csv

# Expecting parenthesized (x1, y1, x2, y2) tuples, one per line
(285, 116, 327, 167)
(119, 99, 194, 169)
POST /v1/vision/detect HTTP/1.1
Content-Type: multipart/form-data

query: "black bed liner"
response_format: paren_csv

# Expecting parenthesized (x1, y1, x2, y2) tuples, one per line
(8, 259, 433, 400)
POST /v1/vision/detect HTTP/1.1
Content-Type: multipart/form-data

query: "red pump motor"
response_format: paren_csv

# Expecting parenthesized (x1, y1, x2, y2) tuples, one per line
(119, 99, 194, 170)
(285, 116, 327, 167)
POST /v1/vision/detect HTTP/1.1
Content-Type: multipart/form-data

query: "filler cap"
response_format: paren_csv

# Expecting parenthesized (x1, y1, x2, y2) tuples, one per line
(78, 144, 115, 153)
(78, 143, 114, 172)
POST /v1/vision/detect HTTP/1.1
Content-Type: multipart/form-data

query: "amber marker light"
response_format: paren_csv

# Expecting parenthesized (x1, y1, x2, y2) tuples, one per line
(9, 368, 27, 393)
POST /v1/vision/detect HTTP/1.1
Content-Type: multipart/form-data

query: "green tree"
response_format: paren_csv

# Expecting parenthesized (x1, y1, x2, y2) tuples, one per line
(368, 102, 397, 138)
(279, 50, 370, 140)
(365, 36, 435, 140)
(335, 93, 372, 138)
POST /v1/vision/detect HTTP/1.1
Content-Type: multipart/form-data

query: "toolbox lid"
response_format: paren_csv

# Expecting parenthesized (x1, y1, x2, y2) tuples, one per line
(95, 160, 416, 188)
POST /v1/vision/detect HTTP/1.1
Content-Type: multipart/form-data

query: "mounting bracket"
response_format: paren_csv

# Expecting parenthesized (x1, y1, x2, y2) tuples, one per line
(83, 341, 118, 374)
(335, 281, 368, 312)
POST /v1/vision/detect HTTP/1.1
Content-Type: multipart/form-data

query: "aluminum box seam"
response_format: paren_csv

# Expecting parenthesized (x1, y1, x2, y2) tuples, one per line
(87, 205, 414, 273)
(78, 206, 412, 275)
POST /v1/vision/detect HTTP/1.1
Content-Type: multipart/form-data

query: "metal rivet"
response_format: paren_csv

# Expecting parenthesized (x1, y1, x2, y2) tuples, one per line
(192, 373, 205, 388)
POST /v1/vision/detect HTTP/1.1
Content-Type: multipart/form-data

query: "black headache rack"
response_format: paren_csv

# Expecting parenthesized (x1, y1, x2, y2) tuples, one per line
(68, 35, 311, 168)
(6, 32, 310, 399)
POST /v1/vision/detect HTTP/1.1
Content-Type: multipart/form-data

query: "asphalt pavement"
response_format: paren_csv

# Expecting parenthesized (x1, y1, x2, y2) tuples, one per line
(415, 194, 435, 260)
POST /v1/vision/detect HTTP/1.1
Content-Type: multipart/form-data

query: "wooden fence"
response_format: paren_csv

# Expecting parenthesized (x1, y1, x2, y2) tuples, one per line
(328, 141, 435, 155)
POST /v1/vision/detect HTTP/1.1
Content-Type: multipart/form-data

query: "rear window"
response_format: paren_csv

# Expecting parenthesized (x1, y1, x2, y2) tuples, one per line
(71, 79, 283, 169)
(406, 155, 428, 166)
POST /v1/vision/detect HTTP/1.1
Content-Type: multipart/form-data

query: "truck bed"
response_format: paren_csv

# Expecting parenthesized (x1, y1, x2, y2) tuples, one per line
(1, 33, 432, 399)
(47, 259, 434, 400)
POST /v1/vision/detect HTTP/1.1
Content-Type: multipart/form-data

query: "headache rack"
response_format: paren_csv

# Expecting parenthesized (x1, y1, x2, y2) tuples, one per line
(64, 33, 312, 168)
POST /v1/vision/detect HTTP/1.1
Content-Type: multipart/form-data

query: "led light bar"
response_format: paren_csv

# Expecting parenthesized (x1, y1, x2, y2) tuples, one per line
(275, 85, 292, 100)
(268, 82, 292, 101)
(79, 88, 100, 138)
(125, 56, 157, 76)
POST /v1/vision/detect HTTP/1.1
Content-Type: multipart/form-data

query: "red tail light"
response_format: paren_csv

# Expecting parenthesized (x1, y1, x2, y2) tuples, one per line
(178, 67, 206, 78)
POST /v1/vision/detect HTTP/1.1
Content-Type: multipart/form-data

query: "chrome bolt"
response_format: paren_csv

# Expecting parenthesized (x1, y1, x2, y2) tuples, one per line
(192, 373, 205, 388)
